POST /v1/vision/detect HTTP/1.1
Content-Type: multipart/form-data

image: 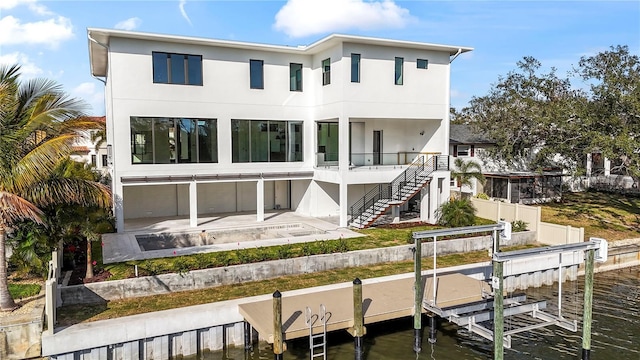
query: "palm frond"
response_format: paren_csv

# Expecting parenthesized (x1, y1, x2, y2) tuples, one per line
(21, 178, 112, 209)
(0, 191, 44, 228)
(4, 135, 76, 193)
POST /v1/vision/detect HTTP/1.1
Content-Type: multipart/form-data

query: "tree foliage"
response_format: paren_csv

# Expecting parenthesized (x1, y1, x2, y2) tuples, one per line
(451, 158, 485, 197)
(0, 64, 111, 310)
(436, 199, 476, 228)
(458, 46, 639, 179)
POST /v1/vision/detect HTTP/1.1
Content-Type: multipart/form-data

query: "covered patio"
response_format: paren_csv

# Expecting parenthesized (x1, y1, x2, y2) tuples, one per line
(101, 211, 363, 264)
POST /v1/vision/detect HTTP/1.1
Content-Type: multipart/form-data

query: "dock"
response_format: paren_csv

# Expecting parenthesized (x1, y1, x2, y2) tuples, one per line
(238, 273, 490, 343)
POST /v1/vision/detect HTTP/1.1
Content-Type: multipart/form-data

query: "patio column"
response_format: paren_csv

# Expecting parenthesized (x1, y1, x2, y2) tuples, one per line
(189, 181, 198, 227)
(257, 178, 265, 222)
(339, 115, 350, 227)
(114, 180, 125, 233)
(585, 153, 592, 177)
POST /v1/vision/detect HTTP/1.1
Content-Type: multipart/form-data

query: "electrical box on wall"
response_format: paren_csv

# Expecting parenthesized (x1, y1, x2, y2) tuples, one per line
(591, 237, 608, 263)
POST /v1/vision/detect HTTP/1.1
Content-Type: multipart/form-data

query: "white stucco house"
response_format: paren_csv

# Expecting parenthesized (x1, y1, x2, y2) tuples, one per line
(69, 116, 110, 175)
(87, 29, 472, 232)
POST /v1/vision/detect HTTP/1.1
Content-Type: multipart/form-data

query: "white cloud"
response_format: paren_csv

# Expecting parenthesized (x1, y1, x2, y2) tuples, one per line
(0, 52, 43, 78)
(274, 0, 413, 38)
(179, 0, 192, 26)
(115, 17, 142, 31)
(72, 82, 105, 116)
(0, 0, 53, 16)
(0, 15, 74, 48)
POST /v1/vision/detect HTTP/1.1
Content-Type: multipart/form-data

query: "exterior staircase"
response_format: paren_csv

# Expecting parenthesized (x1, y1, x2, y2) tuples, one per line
(349, 155, 448, 229)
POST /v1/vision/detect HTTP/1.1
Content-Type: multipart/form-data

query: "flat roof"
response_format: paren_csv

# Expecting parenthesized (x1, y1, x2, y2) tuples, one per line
(87, 28, 473, 77)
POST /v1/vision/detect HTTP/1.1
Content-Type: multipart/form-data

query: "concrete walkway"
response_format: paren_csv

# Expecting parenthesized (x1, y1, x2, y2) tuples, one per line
(102, 211, 363, 263)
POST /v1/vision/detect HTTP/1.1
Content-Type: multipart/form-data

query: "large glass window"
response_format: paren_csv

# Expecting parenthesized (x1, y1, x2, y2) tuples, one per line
(290, 63, 303, 91)
(317, 122, 339, 162)
(231, 120, 303, 163)
(152, 52, 203, 85)
(351, 53, 360, 83)
(395, 57, 404, 85)
(250, 59, 264, 89)
(130, 117, 217, 164)
(322, 58, 331, 86)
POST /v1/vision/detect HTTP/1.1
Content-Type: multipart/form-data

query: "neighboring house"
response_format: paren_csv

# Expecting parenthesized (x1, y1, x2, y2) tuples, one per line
(70, 116, 110, 175)
(449, 124, 562, 204)
(449, 124, 495, 195)
(88, 29, 471, 232)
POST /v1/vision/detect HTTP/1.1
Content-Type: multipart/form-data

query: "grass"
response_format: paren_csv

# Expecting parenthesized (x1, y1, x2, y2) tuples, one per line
(58, 243, 537, 325)
(539, 191, 640, 240)
(9, 283, 41, 299)
(98, 218, 497, 281)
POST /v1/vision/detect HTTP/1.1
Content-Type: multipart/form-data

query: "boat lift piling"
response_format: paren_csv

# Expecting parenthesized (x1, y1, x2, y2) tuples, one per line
(349, 278, 366, 360)
(412, 224, 606, 360)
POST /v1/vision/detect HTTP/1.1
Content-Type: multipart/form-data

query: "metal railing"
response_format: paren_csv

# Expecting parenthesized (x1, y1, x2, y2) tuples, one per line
(349, 155, 448, 227)
(315, 151, 444, 168)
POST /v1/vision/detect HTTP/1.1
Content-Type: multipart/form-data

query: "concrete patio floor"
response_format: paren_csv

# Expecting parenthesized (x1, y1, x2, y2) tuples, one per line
(101, 211, 363, 264)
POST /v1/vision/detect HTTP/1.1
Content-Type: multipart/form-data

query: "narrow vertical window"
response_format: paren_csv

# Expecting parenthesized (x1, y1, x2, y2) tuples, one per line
(152, 52, 169, 83)
(289, 63, 303, 91)
(322, 58, 331, 86)
(170, 54, 186, 85)
(91, 155, 97, 167)
(395, 57, 403, 85)
(351, 53, 360, 83)
(250, 59, 264, 89)
(102, 154, 108, 167)
(187, 55, 203, 85)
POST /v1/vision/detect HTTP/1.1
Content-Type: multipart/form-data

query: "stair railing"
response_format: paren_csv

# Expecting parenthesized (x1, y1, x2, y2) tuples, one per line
(350, 154, 443, 226)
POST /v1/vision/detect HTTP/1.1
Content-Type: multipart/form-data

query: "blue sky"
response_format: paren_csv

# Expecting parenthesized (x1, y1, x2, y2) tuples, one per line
(1, 0, 638, 115)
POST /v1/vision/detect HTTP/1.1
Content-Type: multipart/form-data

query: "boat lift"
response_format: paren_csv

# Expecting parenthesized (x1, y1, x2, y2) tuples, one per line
(411, 223, 607, 360)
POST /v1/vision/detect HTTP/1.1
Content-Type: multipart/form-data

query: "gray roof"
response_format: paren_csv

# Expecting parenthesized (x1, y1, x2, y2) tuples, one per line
(450, 124, 495, 145)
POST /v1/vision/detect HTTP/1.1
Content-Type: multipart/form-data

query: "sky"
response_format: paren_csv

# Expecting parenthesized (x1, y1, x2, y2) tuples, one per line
(1, 0, 638, 115)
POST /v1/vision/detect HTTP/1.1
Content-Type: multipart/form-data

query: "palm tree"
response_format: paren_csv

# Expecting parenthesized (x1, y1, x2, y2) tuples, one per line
(0, 64, 111, 310)
(451, 158, 486, 198)
(436, 198, 477, 228)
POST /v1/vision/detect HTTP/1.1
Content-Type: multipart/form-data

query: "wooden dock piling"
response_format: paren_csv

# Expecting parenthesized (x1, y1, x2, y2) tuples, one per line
(272, 290, 284, 360)
(413, 236, 422, 353)
(351, 278, 366, 360)
(581, 249, 595, 360)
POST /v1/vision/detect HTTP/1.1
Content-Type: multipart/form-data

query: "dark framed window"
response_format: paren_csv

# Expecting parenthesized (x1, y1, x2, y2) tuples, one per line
(322, 58, 331, 86)
(417, 59, 429, 69)
(232, 119, 303, 163)
(351, 53, 360, 83)
(395, 57, 403, 85)
(152, 52, 202, 85)
(91, 155, 97, 167)
(250, 59, 264, 89)
(290, 63, 303, 91)
(101, 154, 108, 167)
(130, 117, 217, 164)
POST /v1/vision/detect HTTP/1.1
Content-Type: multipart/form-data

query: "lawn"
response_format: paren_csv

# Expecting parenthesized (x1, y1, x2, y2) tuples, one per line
(9, 283, 41, 299)
(57, 243, 536, 325)
(539, 191, 640, 241)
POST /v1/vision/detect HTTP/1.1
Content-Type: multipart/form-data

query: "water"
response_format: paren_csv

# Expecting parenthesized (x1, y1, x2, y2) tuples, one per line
(201, 266, 640, 359)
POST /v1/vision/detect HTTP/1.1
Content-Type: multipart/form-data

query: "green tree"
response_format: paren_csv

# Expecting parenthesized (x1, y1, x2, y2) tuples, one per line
(0, 64, 111, 310)
(451, 158, 485, 198)
(460, 56, 587, 172)
(576, 45, 640, 180)
(436, 198, 476, 228)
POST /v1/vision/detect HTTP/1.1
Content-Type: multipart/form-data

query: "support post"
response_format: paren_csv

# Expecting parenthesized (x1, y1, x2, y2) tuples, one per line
(414, 236, 422, 353)
(273, 290, 284, 360)
(493, 260, 504, 360)
(244, 321, 252, 351)
(428, 315, 437, 344)
(351, 278, 366, 360)
(581, 249, 595, 360)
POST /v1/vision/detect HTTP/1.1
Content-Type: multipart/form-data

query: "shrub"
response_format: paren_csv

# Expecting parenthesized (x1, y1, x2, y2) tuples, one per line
(276, 243, 293, 259)
(511, 220, 528, 232)
(436, 199, 477, 228)
(301, 242, 314, 256)
(475, 192, 490, 200)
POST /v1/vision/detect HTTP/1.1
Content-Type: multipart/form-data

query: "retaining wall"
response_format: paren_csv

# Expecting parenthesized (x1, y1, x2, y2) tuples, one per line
(60, 231, 536, 305)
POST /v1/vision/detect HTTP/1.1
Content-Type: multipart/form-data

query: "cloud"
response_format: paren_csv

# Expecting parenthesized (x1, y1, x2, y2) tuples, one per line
(0, 15, 73, 48)
(0, 0, 53, 16)
(274, 0, 413, 38)
(72, 82, 105, 115)
(115, 17, 142, 31)
(0, 52, 43, 78)
(179, 0, 192, 26)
